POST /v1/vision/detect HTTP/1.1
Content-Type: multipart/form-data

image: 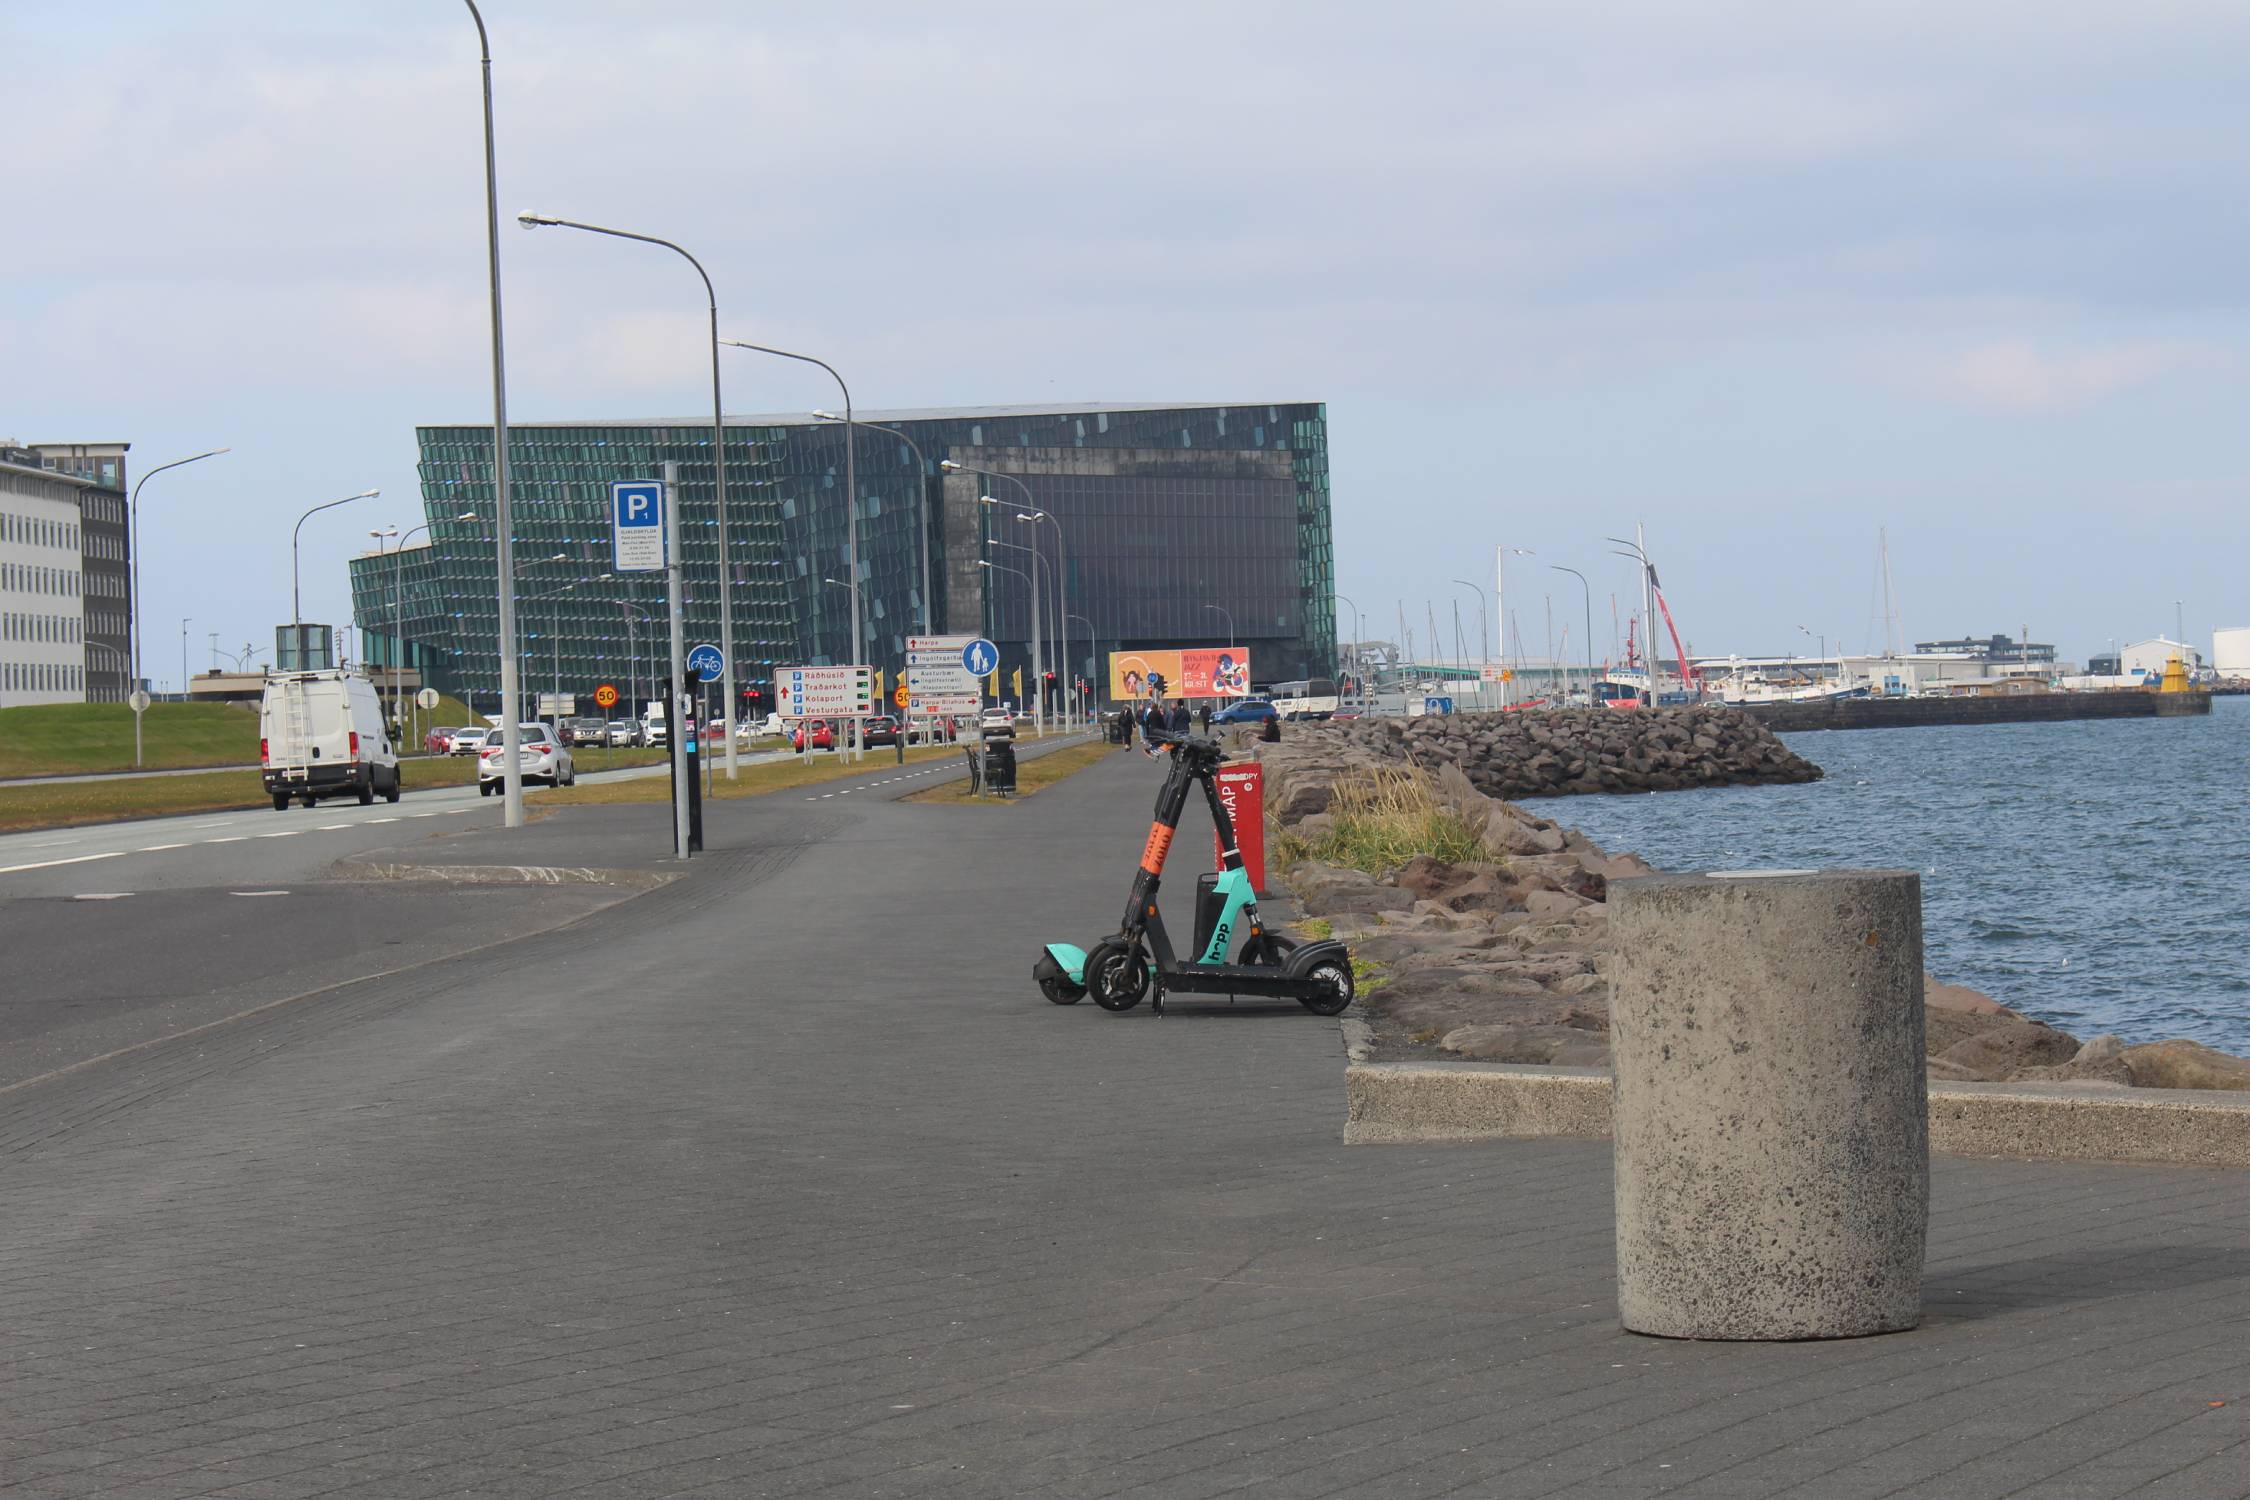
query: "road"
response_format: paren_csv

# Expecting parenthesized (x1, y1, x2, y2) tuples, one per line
(2, 740, 2244, 1498)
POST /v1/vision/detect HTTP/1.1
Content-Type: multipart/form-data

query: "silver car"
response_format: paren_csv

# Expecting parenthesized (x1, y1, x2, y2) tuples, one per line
(608, 719, 636, 746)
(477, 723, 576, 792)
(449, 726, 490, 756)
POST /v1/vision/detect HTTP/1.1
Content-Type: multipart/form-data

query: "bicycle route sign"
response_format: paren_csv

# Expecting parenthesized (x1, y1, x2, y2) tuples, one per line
(687, 643, 725, 684)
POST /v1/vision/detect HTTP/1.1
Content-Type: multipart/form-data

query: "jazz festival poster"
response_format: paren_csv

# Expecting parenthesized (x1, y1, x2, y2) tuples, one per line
(1107, 648, 1253, 701)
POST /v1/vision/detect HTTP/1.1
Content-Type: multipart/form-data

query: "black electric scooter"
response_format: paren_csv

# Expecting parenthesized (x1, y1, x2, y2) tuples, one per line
(1033, 725, 1355, 1016)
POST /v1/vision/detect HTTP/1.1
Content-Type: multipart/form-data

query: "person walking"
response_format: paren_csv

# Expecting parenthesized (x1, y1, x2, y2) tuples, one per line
(1195, 701, 1212, 734)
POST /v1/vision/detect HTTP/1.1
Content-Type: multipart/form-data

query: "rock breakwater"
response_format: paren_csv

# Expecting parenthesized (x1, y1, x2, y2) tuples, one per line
(1301, 705, 1821, 799)
(1256, 741, 2250, 1091)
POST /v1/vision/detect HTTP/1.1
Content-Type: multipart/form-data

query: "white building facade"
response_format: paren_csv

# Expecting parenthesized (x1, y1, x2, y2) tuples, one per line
(2214, 627, 2250, 679)
(0, 458, 90, 707)
(2121, 637, 2202, 681)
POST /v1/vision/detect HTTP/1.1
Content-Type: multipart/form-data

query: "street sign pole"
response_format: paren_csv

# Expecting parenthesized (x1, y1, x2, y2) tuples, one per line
(663, 461, 692, 860)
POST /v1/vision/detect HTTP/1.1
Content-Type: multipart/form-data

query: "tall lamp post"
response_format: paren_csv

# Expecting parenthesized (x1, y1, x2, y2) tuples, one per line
(1204, 603, 1234, 648)
(1449, 577, 1488, 705)
(977, 558, 1035, 713)
(982, 500, 1064, 728)
(1549, 565, 1594, 707)
(712, 345, 858, 678)
(179, 617, 191, 701)
(988, 535, 1046, 735)
(947, 464, 1073, 731)
(814, 410, 931, 636)
(1068, 611, 1097, 718)
(292, 490, 379, 662)
(523, 212, 739, 778)
(127, 446, 228, 764)
(463, 0, 525, 823)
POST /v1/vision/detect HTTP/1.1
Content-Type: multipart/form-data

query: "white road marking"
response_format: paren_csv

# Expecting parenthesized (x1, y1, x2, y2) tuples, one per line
(409, 813, 437, 819)
(318, 823, 352, 831)
(0, 851, 128, 874)
(204, 836, 246, 844)
(259, 831, 301, 839)
(29, 840, 73, 849)
(137, 843, 190, 852)
(71, 892, 133, 901)
(365, 817, 399, 824)
(230, 890, 289, 898)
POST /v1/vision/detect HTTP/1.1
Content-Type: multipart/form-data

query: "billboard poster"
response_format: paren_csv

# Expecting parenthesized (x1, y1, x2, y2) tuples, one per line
(1106, 648, 1253, 701)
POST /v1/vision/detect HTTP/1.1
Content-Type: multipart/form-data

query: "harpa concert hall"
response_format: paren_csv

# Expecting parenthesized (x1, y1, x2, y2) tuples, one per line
(347, 401, 1334, 715)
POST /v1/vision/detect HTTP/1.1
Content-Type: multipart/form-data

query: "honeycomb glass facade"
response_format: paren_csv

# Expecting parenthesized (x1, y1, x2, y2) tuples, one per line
(349, 402, 1332, 714)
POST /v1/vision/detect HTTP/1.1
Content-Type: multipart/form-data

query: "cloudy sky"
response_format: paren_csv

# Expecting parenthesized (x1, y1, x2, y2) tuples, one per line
(6, 0, 2245, 682)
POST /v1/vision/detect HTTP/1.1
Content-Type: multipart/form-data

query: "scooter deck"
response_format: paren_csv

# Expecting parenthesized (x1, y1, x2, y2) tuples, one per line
(1162, 964, 1331, 998)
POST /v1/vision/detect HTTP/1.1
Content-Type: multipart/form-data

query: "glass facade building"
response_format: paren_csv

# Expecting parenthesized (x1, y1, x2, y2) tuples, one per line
(349, 401, 1332, 715)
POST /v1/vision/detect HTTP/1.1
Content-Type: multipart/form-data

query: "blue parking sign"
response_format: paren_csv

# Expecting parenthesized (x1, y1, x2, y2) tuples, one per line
(611, 481, 665, 572)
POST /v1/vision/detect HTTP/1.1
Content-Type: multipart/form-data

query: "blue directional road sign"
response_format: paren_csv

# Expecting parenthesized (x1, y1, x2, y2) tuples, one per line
(687, 643, 725, 684)
(961, 637, 1000, 677)
(610, 480, 665, 572)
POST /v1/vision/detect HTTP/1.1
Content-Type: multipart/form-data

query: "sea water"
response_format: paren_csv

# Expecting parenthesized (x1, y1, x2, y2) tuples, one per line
(1539, 695, 2250, 1051)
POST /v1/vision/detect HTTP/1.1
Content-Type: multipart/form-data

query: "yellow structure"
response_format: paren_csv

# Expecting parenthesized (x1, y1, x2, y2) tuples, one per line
(2158, 654, 2194, 693)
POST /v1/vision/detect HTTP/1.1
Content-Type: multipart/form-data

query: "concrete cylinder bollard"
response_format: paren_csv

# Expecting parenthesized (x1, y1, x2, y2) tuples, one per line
(1609, 870, 1929, 1340)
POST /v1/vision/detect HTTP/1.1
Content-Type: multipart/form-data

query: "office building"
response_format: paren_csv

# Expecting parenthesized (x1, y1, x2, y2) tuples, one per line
(1911, 633, 2057, 665)
(348, 401, 1334, 713)
(28, 441, 133, 700)
(0, 449, 92, 707)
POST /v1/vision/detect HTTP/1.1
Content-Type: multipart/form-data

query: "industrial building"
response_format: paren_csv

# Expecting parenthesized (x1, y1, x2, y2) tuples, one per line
(347, 402, 1334, 714)
(2213, 627, 2250, 679)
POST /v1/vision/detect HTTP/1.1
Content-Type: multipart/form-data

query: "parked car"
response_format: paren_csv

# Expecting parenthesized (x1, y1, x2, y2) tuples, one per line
(478, 723, 575, 793)
(1212, 699, 1278, 725)
(607, 719, 637, 746)
(425, 725, 463, 754)
(259, 670, 402, 809)
(449, 726, 489, 756)
(562, 716, 609, 747)
(791, 718, 834, 753)
(863, 715, 901, 747)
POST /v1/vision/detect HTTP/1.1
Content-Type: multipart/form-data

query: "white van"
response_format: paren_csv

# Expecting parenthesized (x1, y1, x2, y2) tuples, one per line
(640, 700, 669, 747)
(259, 670, 401, 810)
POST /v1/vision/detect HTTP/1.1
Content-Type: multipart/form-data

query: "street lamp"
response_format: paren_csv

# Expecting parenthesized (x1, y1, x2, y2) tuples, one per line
(179, 617, 191, 702)
(976, 559, 1033, 715)
(292, 490, 379, 672)
(524, 211, 739, 778)
(709, 348, 856, 678)
(127, 446, 228, 763)
(463, 0, 525, 824)
(1797, 624, 1825, 683)
(988, 534, 1047, 734)
(950, 464, 1075, 731)
(1549, 565, 1594, 707)
(1204, 603, 1235, 649)
(813, 409, 933, 636)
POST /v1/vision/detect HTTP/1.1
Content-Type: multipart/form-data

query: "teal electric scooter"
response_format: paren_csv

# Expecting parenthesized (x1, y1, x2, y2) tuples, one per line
(1033, 725, 1354, 1016)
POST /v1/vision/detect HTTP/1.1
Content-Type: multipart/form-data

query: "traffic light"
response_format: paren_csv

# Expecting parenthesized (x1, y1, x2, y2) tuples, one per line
(1147, 671, 1168, 697)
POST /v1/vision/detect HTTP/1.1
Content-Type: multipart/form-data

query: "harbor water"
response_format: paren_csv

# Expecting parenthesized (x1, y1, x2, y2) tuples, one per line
(1540, 695, 2250, 1052)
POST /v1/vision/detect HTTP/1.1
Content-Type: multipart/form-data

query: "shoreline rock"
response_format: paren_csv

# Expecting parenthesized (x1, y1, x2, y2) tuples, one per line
(1258, 739, 2250, 1089)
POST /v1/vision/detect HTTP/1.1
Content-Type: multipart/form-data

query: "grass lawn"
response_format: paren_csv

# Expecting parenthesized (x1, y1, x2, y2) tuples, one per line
(0, 702, 262, 777)
(903, 737, 1119, 805)
(0, 744, 670, 835)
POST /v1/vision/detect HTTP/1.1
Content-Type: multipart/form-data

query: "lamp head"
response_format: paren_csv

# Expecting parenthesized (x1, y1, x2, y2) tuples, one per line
(457, 511, 478, 521)
(811, 409, 839, 422)
(938, 460, 964, 472)
(516, 210, 558, 230)
(979, 495, 998, 506)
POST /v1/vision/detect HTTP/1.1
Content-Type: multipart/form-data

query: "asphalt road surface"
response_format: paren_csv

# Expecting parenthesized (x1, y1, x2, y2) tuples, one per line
(2, 739, 2245, 1498)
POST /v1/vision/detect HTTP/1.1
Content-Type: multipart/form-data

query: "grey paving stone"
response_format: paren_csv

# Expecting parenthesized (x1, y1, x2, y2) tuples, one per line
(1, 749, 2245, 1499)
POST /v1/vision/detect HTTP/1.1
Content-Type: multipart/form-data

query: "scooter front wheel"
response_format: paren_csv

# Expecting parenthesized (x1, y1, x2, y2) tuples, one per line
(1300, 958, 1356, 1016)
(1087, 941, 1151, 1012)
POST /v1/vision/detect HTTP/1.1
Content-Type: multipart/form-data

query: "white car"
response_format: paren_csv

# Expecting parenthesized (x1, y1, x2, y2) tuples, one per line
(477, 723, 576, 793)
(607, 719, 636, 746)
(449, 726, 489, 756)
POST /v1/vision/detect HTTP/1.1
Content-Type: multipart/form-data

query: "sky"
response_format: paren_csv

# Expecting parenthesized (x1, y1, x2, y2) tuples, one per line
(5, 0, 2246, 686)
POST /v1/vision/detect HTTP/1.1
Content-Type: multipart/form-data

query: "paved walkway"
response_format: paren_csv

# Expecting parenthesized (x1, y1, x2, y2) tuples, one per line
(1, 746, 2245, 1497)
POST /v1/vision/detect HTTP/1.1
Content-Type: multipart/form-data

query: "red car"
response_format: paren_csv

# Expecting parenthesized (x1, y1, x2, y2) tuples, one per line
(425, 725, 461, 753)
(792, 719, 834, 752)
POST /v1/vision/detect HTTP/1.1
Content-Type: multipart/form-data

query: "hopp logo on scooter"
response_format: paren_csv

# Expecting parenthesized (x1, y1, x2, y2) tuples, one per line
(1031, 724, 1355, 1018)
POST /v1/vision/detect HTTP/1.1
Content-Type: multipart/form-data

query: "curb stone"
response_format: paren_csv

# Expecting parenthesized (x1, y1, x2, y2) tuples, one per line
(1345, 1061, 2250, 1168)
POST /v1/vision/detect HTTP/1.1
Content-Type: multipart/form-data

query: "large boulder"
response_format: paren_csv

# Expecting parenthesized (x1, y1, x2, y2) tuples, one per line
(2010, 1034, 2133, 1086)
(1439, 1022, 1612, 1066)
(2120, 1040, 2250, 1091)
(1930, 1019, 2082, 1081)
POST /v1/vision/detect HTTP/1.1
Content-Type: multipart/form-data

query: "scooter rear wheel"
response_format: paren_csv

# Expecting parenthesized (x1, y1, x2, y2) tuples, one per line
(1040, 975, 1086, 1005)
(1088, 941, 1150, 1012)
(1299, 958, 1356, 1016)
